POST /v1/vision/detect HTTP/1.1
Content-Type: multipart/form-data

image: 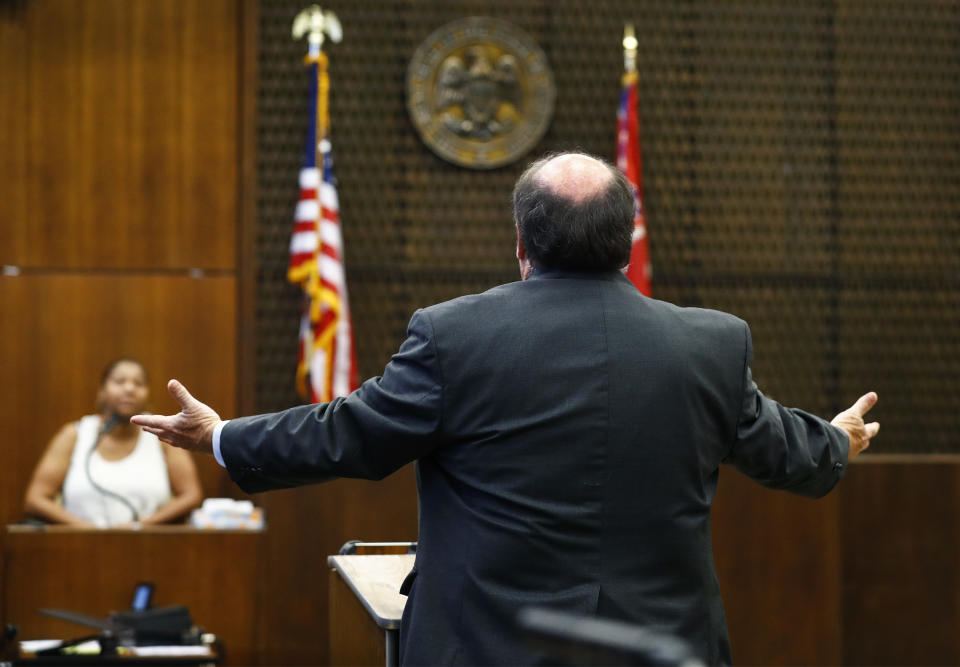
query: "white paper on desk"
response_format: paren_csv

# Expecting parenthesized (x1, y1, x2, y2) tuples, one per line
(129, 646, 213, 657)
(20, 640, 63, 652)
(20, 639, 100, 654)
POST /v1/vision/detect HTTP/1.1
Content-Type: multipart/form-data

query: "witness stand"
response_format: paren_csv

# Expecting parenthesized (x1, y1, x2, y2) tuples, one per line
(2, 525, 262, 666)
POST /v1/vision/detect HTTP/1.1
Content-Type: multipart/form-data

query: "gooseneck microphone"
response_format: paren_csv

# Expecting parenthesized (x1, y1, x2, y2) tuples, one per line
(85, 414, 140, 524)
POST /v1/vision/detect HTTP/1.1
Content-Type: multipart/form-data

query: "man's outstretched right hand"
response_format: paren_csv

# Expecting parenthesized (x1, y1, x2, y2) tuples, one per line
(131, 379, 222, 456)
(831, 392, 880, 461)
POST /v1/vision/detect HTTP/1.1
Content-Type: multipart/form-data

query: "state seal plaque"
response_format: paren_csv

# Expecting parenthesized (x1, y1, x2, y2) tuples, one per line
(407, 17, 556, 169)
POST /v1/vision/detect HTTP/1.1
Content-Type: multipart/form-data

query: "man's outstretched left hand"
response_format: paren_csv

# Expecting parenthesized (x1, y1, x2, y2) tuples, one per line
(131, 380, 222, 455)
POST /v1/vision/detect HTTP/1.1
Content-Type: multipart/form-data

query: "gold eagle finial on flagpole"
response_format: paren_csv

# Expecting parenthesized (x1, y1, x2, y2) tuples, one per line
(292, 5, 342, 49)
(623, 23, 638, 74)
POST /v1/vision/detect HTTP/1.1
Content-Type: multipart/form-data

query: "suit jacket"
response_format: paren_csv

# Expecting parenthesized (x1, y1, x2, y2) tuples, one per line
(221, 269, 849, 665)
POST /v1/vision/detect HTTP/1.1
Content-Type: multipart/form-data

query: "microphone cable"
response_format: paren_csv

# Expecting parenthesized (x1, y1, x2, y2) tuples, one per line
(85, 415, 140, 524)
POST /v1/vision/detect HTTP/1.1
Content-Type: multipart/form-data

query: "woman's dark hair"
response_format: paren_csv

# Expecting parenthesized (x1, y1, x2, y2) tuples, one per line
(99, 357, 149, 386)
(513, 152, 635, 271)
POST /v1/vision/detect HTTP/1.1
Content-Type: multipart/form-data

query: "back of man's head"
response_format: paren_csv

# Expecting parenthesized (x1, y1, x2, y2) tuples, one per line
(513, 152, 635, 272)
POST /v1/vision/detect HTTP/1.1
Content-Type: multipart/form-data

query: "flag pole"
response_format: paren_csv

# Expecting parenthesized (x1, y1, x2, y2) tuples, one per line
(292, 5, 342, 192)
(293, 7, 338, 329)
(291, 6, 347, 402)
(618, 22, 652, 296)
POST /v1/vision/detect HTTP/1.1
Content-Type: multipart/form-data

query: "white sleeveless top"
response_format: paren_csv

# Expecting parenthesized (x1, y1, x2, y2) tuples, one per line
(62, 415, 172, 527)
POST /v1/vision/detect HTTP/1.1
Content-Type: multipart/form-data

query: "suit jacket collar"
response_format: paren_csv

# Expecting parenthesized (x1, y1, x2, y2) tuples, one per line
(528, 267, 632, 285)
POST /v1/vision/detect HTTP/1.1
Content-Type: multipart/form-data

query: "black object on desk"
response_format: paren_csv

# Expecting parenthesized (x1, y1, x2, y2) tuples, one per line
(35, 605, 196, 654)
(17, 607, 215, 666)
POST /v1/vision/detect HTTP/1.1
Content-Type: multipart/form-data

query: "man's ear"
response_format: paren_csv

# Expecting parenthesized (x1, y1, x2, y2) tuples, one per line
(516, 229, 534, 280)
(516, 229, 527, 260)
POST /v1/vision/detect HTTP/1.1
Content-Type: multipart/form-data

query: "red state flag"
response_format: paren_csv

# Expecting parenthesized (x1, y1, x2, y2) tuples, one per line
(616, 70, 652, 296)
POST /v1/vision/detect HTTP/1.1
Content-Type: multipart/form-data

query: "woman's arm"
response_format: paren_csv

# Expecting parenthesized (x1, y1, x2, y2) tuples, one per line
(138, 443, 203, 526)
(23, 423, 96, 527)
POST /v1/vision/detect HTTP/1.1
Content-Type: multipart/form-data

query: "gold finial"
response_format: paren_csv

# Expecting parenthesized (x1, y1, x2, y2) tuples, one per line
(292, 5, 342, 50)
(623, 23, 638, 73)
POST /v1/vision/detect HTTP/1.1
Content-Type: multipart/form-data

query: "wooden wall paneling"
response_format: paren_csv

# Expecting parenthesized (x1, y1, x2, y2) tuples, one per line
(712, 467, 843, 665)
(254, 469, 418, 666)
(174, 0, 240, 272)
(235, 0, 264, 658)
(236, 0, 259, 418)
(0, 273, 238, 530)
(840, 460, 960, 666)
(956, 463, 960, 666)
(0, 1, 29, 265)
(0, 0, 250, 658)
(5, 0, 237, 271)
(254, 487, 332, 666)
(0, 276, 37, 530)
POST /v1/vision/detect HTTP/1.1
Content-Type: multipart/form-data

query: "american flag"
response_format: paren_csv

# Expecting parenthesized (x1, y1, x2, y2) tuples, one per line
(287, 48, 358, 403)
(617, 70, 652, 296)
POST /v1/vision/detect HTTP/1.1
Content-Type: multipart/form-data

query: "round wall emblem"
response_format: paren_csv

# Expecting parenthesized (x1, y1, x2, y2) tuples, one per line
(407, 17, 556, 169)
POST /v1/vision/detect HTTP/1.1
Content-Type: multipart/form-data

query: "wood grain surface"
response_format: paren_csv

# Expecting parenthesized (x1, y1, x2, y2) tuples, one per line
(0, 0, 238, 270)
(4, 525, 261, 666)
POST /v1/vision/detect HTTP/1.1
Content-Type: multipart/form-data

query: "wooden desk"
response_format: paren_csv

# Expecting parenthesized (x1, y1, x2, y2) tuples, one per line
(327, 554, 414, 667)
(3, 525, 261, 666)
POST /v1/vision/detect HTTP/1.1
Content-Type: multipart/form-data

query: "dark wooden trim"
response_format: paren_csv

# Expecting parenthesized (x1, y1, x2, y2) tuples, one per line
(236, 0, 259, 418)
(852, 454, 960, 465)
(236, 2, 261, 663)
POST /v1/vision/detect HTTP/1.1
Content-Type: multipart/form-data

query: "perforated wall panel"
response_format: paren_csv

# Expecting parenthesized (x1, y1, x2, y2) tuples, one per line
(257, 1, 960, 453)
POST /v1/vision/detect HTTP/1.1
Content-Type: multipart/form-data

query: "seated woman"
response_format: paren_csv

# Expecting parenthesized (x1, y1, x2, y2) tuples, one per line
(24, 358, 203, 527)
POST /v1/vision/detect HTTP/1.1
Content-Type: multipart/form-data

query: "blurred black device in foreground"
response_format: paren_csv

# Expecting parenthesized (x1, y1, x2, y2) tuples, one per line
(35, 605, 197, 655)
(518, 607, 706, 667)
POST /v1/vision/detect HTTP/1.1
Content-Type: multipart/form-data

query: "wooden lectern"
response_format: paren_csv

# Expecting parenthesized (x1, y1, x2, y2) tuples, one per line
(327, 553, 415, 667)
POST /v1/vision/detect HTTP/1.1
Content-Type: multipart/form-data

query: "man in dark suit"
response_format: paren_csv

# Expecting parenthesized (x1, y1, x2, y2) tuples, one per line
(134, 152, 878, 665)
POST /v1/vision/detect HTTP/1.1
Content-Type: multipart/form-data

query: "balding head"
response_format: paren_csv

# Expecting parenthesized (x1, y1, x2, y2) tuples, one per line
(513, 151, 634, 273)
(531, 153, 615, 205)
